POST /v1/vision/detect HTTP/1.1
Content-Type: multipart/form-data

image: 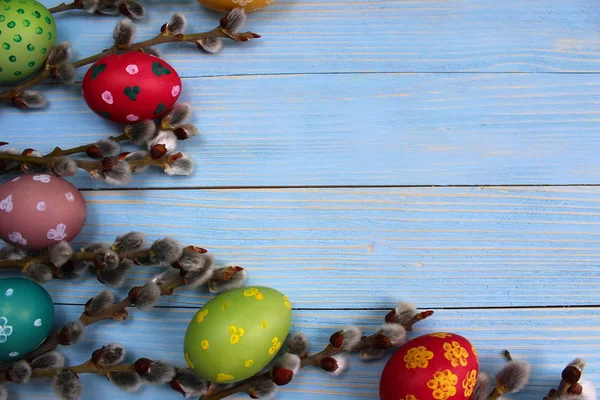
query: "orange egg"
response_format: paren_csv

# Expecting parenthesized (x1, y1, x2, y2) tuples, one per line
(197, 0, 275, 13)
(380, 332, 479, 400)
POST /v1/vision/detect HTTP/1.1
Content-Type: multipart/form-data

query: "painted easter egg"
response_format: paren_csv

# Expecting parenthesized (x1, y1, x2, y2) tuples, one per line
(81, 52, 182, 124)
(0, 278, 54, 361)
(0, 174, 87, 251)
(197, 0, 275, 13)
(0, 0, 56, 83)
(184, 286, 293, 384)
(380, 332, 479, 400)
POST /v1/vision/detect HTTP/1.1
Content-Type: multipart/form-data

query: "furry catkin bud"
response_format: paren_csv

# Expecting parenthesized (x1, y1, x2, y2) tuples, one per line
(564, 358, 586, 384)
(97, 259, 133, 288)
(31, 351, 65, 370)
(150, 237, 183, 265)
(161, 103, 191, 130)
(97, 0, 119, 15)
(47, 42, 71, 66)
(286, 332, 309, 358)
(93, 160, 132, 186)
(125, 120, 156, 145)
(7, 360, 32, 383)
(170, 368, 209, 397)
(0, 245, 26, 261)
(330, 326, 362, 350)
(221, 7, 247, 33)
(94, 139, 120, 157)
(248, 377, 278, 399)
(92, 343, 126, 366)
(320, 354, 348, 375)
(124, 151, 149, 173)
(385, 302, 417, 325)
(495, 360, 531, 394)
(108, 372, 143, 392)
(121, 0, 145, 19)
(471, 371, 490, 400)
(58, 320, 85, 345)
(164, 152, 194, 176)
(82, 0, 99, 13)
(52, 62, 77, 83)
(0, 384, 7, 400)
(11, 90, 47, 109)
(209, 266, 248, 293)
(196, 37, 223, 54)
(114, 19, 135, 48)
(86, 289, 115, 315)
(375, 323, 407, 348)
(148, 130, 178, 153)
(136, 359, 176, 384)
(163, 13, 187, 35)
(173, 124, 199, 140)
(48, 241, 73, 267)
(25, 262, 54, 284)
(173, 247, 211, 272)
(182, 266, 214, 288)
(130, 282, 161, 310)
(112, 231, 147, 255)
(142, 46, 161, 58)
(94, 247, 120, 270)
(272, 353, 301, 386)
(52, 156, 78, 177)
(52, 371, 81, 400)
(579, 380, 596, 400)
(360, 346, 385, 361)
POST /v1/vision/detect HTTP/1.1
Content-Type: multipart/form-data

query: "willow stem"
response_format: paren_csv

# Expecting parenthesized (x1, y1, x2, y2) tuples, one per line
(0, 25, 254, 102)
(202, 311, 434, 400)
(487, 387, 502, 400)
(49, 0, 83, 13)
(23, 275, 186, 361)
(0, 360, 135, 383)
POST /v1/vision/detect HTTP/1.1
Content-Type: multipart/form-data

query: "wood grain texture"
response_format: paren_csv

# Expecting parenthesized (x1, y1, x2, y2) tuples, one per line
(25, 0, 600, 79)
(4, 73, 600, 188)
(8, 306, 599, 399)
(7, 186, 595, 308)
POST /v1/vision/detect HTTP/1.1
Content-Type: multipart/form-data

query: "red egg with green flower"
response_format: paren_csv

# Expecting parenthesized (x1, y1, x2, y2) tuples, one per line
(380, 332, 479, 400)
(81, 52, 182, 124)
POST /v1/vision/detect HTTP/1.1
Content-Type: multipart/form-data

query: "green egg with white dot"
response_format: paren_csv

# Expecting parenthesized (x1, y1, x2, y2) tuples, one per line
(184, 286, 293, 383)
(0, 0, 56, 83)
(0, 277, 54, 361)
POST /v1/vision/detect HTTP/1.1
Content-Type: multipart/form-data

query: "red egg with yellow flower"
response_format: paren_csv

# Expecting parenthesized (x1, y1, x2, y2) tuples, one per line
(379, 332, 479, 400)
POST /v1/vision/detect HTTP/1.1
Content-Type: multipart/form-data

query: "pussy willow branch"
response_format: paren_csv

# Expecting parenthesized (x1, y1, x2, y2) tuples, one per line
(0, 360, 135, 383)
(0, 133, 129, 175)
(0, 151, 174, 175)
(24, 276, 185, 361)
(202, 311, 434, 400)
(0, 245, 163, 271)
(0, 26, 257, 102)
(49, 0, 83, 13)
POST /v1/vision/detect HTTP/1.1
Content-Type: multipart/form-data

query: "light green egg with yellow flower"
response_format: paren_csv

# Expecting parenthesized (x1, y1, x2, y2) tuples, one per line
(184, 286, 293, 384)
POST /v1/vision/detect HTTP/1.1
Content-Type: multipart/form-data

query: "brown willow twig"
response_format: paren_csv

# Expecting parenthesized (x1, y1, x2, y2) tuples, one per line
(0, 245, 179, 271)
(0, 360, 135, 383)
(49, 0, 83, 13)
(23, 276, 185, 361)
(0, 25, 259, 102)
(201, 310, 434, 400)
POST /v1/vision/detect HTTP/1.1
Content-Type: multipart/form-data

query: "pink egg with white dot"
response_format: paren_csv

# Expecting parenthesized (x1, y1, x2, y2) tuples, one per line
(0, 175, 87, 251)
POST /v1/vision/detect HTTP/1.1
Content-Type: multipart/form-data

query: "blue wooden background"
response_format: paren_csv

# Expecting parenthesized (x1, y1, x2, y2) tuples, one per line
(2, 0, 600, 398)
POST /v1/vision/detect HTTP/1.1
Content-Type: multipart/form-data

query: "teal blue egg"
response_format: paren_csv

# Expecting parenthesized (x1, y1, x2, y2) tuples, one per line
(0, 278, 54, 361)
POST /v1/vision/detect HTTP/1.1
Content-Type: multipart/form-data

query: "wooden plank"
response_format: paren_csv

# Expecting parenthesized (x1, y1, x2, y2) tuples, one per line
(9, 306, 600, 399)
(31, 0, 600, 78)
(4, 73, 600, 188)
(7, 186, 599, 308)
